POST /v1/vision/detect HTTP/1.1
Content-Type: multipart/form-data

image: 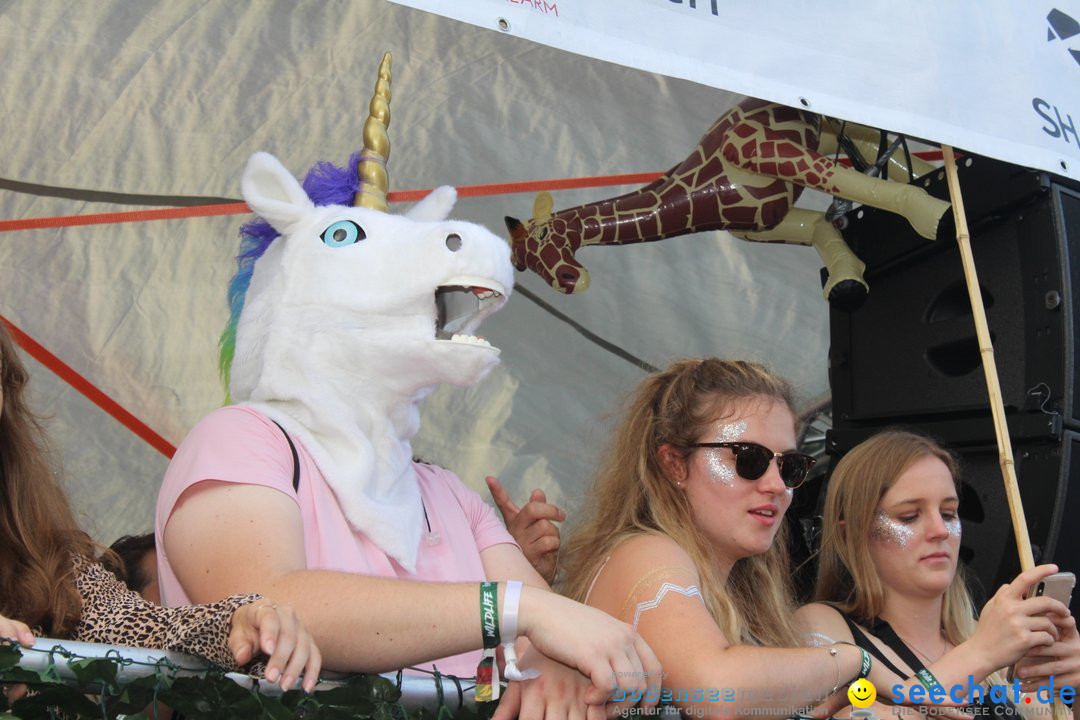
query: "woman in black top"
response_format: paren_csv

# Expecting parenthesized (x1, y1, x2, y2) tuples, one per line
(796, 430, 1079, 718)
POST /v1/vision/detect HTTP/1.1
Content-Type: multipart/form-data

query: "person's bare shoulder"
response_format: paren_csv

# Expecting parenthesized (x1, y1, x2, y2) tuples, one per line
(608, 533, 696, 571)
(793, 601, 852, 645)
(587, 534, 700, 620)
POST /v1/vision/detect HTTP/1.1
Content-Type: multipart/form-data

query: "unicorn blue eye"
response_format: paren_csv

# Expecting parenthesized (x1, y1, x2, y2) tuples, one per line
(320, 220, 366, 248)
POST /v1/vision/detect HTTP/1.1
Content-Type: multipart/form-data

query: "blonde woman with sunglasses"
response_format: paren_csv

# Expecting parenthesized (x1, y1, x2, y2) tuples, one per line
(562, 358, 875, 717)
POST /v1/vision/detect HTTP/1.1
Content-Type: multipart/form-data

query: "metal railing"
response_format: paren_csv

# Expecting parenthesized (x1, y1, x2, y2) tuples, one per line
(15, 637, 476, 712)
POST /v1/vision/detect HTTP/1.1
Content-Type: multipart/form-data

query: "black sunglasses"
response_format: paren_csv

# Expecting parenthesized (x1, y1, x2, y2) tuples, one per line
(684, 441, 816, 489)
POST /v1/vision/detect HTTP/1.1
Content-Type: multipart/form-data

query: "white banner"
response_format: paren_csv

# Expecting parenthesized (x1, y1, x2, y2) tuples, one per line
(389, 0, 1080, 181)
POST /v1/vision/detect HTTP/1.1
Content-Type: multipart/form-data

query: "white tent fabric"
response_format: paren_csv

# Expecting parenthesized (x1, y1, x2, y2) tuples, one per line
(0, 0, 833, 545)
(392, 0, 1080, 183)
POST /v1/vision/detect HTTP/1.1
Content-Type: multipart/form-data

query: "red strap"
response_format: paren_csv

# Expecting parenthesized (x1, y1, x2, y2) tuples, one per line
(1, 315, 176, 458)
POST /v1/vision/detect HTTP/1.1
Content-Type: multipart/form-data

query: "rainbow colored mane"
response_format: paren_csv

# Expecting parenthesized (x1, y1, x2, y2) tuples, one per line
(219, 153, 363, 396)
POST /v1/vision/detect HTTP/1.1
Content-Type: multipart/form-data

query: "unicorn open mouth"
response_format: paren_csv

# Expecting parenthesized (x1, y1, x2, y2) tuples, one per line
(435, 284, 505, 346)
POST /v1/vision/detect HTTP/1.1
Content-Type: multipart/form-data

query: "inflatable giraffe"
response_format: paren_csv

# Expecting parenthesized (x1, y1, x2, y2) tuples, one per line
(505, 98, 951, 309)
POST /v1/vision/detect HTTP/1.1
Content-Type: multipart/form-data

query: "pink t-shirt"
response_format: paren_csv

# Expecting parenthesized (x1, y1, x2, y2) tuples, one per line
(155, 405, 516, 677)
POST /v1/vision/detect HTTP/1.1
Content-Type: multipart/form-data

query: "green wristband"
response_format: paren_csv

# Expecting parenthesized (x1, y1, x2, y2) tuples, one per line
(915, 667, 941, 691)
(480, 581, 499, 649)
(856, 646, 872, 679)
(835, 642, 872, 682)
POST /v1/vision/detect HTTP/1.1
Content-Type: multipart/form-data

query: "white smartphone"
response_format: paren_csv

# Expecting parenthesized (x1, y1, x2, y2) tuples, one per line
(1029, 571, 1076, 607)
(1008, 572, 1076, 683)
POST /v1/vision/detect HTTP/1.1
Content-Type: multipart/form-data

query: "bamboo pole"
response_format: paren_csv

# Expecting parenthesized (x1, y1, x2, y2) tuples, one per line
(941, 146, 1034, 570)
(941, 147, 1066, 720)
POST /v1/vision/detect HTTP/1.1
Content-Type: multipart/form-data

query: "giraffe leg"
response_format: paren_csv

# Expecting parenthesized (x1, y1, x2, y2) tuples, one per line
(724, 123, 950, 240)
(817, 121, 938, 184)
(735, 208, 868, 309)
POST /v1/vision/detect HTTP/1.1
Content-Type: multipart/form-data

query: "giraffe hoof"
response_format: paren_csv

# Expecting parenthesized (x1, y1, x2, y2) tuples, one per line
(826, 278, 868, 311)
(934, 210, 956, 243)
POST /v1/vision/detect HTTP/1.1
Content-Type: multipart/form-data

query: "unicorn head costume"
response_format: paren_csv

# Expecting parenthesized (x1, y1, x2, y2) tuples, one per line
(220, 54, 514, 571)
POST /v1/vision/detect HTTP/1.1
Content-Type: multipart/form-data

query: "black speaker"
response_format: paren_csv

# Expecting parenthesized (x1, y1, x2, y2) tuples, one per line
(831, 155, 1080, 434)
(825, 154, 1080, 608)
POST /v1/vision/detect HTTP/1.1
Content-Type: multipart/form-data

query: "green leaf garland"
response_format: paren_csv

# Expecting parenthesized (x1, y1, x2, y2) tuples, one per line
(0, 643, 496, 720)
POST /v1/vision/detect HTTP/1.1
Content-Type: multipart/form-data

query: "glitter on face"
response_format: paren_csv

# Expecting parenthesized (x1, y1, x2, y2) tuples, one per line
(718, 421, 747, 443)
(945, 517, 961, 540)
(871, 510, 915, 547)
(703, 421, 747, 485)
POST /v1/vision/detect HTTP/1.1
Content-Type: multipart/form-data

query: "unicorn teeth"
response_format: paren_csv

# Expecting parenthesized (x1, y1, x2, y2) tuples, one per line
(450, 334, 492, 348)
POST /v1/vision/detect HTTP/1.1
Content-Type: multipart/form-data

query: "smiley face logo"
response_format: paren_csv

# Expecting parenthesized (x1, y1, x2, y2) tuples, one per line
(848, 678, 877, 708)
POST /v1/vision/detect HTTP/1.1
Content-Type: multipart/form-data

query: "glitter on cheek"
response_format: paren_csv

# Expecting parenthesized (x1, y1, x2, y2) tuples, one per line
(705, 448, 735, 485)
(945, 518, 962, 540)
(704, 420, 747, 485)
(871, 511, 915, 547)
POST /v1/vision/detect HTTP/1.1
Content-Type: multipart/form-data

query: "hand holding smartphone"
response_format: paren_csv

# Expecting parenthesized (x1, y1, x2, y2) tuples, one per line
(1008, 571, 1076, 683)
(1028, 571, 1076, 609)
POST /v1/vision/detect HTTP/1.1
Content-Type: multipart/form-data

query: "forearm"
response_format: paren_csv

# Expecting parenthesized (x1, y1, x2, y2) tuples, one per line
(868, 641, 1003, 709)
(73, 559, 257, 670)
(671, 644, 864, 717)
(257, 571, 495, 672)
(916, 641, 997, 694)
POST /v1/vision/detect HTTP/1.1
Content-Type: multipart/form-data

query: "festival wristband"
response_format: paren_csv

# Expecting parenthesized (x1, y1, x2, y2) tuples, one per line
(915, 668, 942, 692)
(475, 582, 501, 702)
(856, 646, 872, 680)
(501, 581, 541, 682)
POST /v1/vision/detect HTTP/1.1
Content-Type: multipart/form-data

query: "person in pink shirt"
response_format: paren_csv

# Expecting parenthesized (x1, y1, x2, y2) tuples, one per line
(157, 54, 659, 720)
(158, 405, 530, 679)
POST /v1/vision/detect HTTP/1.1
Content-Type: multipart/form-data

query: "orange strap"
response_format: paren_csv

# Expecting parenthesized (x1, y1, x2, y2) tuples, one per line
(0, 173, 663, 233)
(0, 315, 177, 458)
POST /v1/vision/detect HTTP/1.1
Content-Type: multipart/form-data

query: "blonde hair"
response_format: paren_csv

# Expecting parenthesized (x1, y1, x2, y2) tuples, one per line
(815, 429, 985, 666)
(561, 358, 802, 647)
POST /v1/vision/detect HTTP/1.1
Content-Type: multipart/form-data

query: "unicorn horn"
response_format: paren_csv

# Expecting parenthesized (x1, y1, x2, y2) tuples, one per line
(355, 51, 392, 210)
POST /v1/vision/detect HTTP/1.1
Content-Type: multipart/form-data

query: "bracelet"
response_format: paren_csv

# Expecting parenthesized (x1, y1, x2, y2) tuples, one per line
(827, 646, 843, 694)
(830, 642, 872, 689)
(501, 581, 540, 681)
(475, 582, 501, 702)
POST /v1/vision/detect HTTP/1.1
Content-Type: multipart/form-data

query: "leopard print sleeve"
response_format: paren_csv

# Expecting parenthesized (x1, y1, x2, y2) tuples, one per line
(70, 556, 259, 670)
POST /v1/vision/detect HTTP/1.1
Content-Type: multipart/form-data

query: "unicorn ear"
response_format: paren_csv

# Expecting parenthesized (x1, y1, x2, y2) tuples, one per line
(241, 152, 315, 230)
(404, 185, 457, 222)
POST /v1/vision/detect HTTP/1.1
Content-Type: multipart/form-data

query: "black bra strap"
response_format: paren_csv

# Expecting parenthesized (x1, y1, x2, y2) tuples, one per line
(270, 420, 300, 493)
(840, 613, 910, 679)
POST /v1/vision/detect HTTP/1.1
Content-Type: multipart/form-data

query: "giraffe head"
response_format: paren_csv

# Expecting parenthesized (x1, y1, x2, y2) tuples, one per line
(504, 191, 592, 294)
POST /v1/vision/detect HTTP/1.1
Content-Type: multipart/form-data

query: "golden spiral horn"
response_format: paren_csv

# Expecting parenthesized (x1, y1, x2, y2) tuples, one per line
(354, 52, 392, 210)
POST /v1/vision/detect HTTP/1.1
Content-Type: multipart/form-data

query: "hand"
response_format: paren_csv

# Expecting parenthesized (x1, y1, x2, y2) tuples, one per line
(0, 615, 34, 706)
(515, 586, 662, 713)
(486, 476, 565, 585)
(0, 615, 35, 649)
(493, 649, 602, 720)
(968, 565, 1067, 672)
(229, 599, 322, 693)
(494, 645, 660, 720)
(1014, 610, 1080, 692)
